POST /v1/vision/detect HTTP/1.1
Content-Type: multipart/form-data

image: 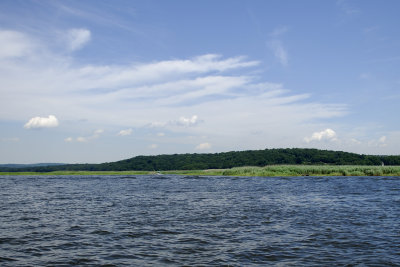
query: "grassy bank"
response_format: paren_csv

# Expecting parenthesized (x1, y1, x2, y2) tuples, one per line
(218, 165, 400, 177)
(1, 165, 400, 176)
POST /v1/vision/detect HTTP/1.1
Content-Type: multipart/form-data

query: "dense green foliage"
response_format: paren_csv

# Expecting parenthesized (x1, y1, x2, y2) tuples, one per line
(2, 165, 400, 177)
(98, 148, 400, 171)
(1, 148, 400, 173)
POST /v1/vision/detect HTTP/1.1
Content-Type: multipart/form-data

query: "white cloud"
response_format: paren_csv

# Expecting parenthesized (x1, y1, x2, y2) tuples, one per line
(177, 115, 199, 127)
(268, 40, 288, 66)
(117, 128, 132, 136)
(304, 129, 338, 143)
(149, 144, 158, 149)
(195, 142, 211, 150)
(1, 28, 349, 156)
(150, 115, 201, 129)
(350, 138, 361, 145)
(77, 136, 87, 142)
(157, 132, 165, 137)
(67, 28, 91, 51)
(24, 115, 59, 129)
(69, 129, 104, 142)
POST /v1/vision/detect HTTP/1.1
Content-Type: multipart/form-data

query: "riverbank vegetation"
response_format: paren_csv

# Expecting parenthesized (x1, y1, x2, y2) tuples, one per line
(218, 165, 400, 177)
(1, 165, 400, 176)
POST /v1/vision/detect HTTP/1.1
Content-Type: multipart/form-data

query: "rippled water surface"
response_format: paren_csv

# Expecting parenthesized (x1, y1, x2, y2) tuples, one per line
(1, 175, 399, 266)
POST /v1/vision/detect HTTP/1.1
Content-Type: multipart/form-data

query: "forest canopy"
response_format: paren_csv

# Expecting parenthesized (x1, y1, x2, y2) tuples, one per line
(1, 148, 400, 172)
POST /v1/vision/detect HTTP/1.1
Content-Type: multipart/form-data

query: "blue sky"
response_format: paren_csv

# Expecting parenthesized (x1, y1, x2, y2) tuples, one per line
(1, 0, 399, 163)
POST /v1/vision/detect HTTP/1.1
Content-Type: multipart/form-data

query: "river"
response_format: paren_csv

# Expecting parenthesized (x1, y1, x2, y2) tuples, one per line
(1, 175, 399, 266)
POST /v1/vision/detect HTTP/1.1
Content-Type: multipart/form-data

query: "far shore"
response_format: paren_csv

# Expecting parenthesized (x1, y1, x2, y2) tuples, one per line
(1, 165, 400, 177)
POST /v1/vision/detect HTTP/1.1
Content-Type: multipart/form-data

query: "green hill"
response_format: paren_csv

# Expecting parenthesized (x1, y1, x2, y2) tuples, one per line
(1, 148, 400, 172)
(0, 163, 66, 169)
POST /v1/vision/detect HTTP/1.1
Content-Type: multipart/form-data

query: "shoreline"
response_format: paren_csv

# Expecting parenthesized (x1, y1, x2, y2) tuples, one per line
(1, 165, 400, 176)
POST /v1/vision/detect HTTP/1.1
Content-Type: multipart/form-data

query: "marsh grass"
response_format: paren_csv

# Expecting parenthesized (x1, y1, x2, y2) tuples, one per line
(165, 165, 400, 176)
(220, 165, 400, 177)
(1, 165, 400, 176)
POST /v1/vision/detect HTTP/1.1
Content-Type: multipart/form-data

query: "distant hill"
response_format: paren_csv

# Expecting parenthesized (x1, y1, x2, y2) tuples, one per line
(0, 163, 66, 169)
(1, 148, 400, 172)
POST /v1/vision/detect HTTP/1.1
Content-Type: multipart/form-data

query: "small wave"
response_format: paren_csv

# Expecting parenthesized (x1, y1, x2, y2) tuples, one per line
(18, 216, 40, 221)
(90, 230, 112, 235)
(0, 256, 18, 262)
(103, 254, 139, 260)
(68, 258, 96, 265)
(67, 225, 84, 231)
(0, 237, 28, 245)
(117, 176, 137, 179)
(154, 229, 181, 235)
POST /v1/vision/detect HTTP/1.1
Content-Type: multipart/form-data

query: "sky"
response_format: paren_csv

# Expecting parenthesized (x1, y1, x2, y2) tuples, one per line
(1, 0, 400, 164)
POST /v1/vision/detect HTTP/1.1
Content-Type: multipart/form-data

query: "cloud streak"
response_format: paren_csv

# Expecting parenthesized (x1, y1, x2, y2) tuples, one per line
(337, 0, 360, 15)
(0, 30, 34, 59)
(66, 129, 104, 142)
(268, 40, 288, 66)
(267, 26, 289, 66)
(66, 28, 91, 51)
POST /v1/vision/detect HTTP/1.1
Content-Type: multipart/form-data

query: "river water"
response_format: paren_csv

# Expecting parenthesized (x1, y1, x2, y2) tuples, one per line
(0, 175, 399, 266)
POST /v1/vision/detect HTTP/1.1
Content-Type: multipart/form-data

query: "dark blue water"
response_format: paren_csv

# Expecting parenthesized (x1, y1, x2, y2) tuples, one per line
(1, 175, 399, 266)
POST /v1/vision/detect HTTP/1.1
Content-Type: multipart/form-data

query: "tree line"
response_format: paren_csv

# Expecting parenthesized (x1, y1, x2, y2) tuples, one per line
(2, 148, 400, 172)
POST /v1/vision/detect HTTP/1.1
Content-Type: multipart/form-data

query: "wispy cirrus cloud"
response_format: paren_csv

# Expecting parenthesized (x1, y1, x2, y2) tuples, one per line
(270, 26, 289, 37)
(267, 40, 288, 66)
(368, 136, 387, 147)
(0, 30, 34, 59)
(1, 28, 347, 154)
(267, 26, 289, 66)
(66, 28, 91, 51)
(336, 0, 360, 15)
